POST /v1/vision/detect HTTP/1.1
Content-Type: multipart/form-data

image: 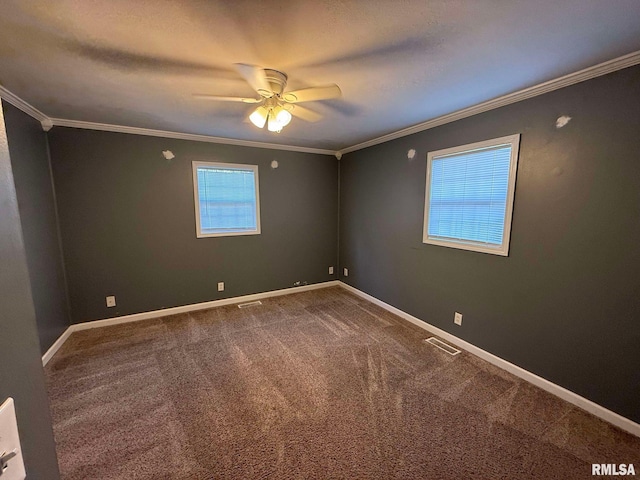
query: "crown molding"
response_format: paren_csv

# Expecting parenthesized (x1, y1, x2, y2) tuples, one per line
(41, 118, 54, 131)
(338, 49, 640, 155)
(50, 118, 336, 156)
(0, 85, 336, 155)
(4, 49, 640, 156)
(0, 85, 52, 131)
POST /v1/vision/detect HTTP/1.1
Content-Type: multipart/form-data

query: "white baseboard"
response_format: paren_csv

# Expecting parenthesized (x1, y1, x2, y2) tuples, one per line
(72, 281, 340, 331)
(42, 326, 74, 366)
(42, 281, 341, 365)
(338, 281, 640, 438)
(42, 279, 639, 437)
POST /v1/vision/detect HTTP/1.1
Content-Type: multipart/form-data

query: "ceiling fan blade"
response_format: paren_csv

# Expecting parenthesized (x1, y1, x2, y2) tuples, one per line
(60, 38, 237, 77)
(289, 104, 323, 122)
(234, 63, 272, 97)
(192, 94, 261, 104)
(282, 84, 341, 103)
(295, 35, 434, 70)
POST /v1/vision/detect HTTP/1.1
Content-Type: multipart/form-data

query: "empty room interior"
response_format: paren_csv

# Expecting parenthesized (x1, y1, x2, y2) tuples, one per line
(1, 1, 640, 479)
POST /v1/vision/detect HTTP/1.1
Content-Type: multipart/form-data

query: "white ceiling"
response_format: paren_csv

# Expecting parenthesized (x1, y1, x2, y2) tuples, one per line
(1, 1, 640, 152)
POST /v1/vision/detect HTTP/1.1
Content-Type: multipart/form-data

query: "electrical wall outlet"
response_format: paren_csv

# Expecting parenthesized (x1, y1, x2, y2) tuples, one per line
(217, 282, 224, 292)
(454, 312, 463, 326)
(343, 267, 349, 277)
(329, 266, 334, 275)
(106, 295, 116, 307)
(0, 398, 26, 480)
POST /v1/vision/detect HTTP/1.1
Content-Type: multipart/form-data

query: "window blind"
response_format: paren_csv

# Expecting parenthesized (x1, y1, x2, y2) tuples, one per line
(196, 167, 257, 234)
(427, 144, 512, 246)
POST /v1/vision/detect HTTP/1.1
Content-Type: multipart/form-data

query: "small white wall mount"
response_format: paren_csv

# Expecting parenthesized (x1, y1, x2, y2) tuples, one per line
(0, 398, 26, 480)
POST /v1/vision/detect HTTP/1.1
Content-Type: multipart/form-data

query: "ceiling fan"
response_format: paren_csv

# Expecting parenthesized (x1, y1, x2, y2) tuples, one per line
(194, 64, 341, 133)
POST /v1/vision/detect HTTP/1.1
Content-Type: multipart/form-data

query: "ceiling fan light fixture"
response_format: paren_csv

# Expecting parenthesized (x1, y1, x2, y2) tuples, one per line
(198, 64, 332, 133)
(275, 107, 292, 128)
(266, 104, 292, 133)
(267, 113, 282, 133)
(249, 106, 268, 128)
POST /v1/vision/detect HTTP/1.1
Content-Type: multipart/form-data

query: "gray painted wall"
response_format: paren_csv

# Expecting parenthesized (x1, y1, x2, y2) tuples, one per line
(47, 129, 338, 323)
(339, 65, 640, 423)
(4, 101, 70, 354)
(0, 102, 61, 479)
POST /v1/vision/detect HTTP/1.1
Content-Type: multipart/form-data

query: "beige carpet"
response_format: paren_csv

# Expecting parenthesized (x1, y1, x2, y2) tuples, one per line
(45, 286, 640, 479)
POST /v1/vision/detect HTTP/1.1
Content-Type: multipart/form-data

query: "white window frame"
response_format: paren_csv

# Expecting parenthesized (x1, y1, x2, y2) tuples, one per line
(192, 161, 261, 238)
(422, 134, 520, 256)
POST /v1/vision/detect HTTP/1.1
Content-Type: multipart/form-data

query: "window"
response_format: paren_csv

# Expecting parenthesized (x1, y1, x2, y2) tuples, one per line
(423, 134, 520, 256)
(192, 161, 261, 238)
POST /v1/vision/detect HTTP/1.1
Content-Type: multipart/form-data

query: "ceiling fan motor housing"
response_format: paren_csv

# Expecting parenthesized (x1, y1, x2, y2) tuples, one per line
(262, 69, 288, 97)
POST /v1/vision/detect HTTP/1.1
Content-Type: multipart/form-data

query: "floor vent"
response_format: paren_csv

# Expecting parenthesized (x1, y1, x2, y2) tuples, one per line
(424, 337, 461, 356)
(237, 301, 262, 309)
